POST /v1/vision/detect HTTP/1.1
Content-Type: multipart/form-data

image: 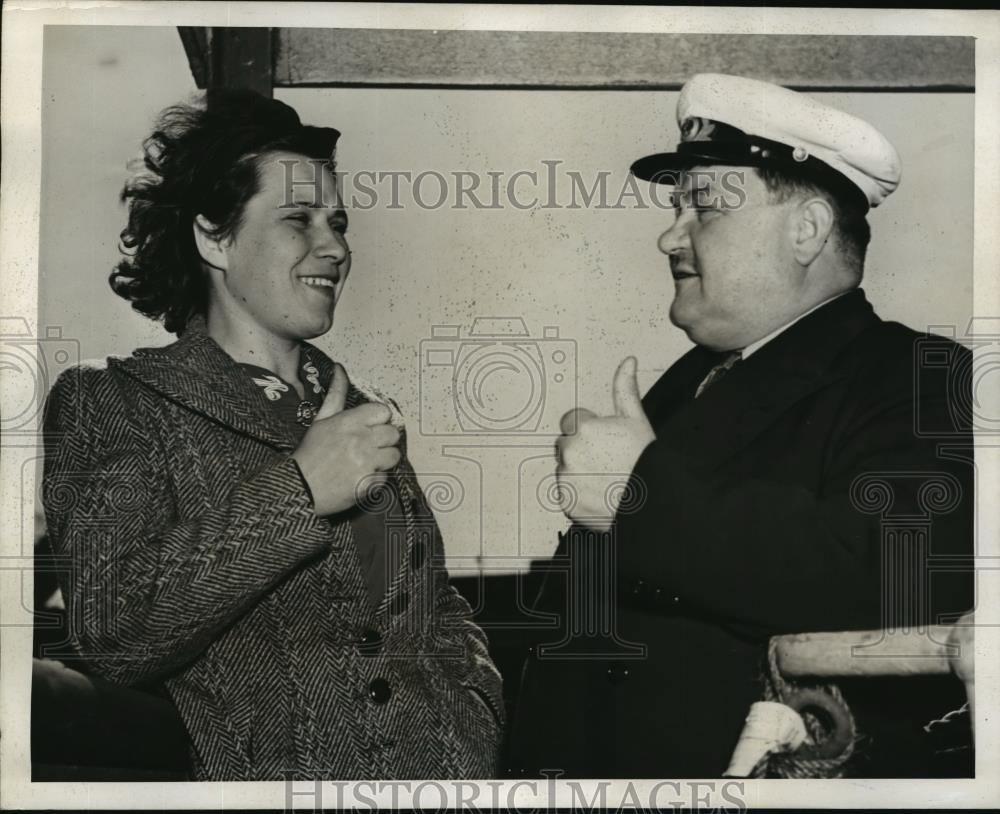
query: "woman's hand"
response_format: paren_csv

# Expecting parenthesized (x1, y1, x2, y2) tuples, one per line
(291, 364, 401, 516)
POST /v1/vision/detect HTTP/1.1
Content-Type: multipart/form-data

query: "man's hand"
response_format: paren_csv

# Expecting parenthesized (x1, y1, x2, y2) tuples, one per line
(555, 356, 655, 531)
(291, 363, 401, 516)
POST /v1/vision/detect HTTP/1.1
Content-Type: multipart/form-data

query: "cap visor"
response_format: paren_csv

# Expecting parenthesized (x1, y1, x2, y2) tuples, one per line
(630, 152, 696, 184)
(632, 140, 780, 183)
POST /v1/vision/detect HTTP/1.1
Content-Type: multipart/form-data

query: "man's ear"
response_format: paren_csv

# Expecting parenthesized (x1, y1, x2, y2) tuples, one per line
(192, 214, 230, 271)
(792, 197, 835, 267)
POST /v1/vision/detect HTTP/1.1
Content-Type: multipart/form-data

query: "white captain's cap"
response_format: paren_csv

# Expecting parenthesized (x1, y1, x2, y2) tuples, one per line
(631, 73, 902, 209)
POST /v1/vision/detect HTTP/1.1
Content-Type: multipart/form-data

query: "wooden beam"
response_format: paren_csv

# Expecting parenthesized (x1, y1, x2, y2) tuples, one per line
(273, 30, 974, 91)
(177, 27, 210, 89)
(210, 27, 273, 97)
(177, 27, 274, 96)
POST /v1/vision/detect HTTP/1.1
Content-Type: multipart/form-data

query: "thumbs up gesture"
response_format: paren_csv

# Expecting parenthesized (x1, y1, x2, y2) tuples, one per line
(291, 363, 402, 516)
(555, 357, 655, 531)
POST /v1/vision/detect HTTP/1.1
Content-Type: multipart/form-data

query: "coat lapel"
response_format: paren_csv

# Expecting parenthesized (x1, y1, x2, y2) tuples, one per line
(112, 319, 369, 451)
(299, 340, 369, 412)
(112, 318, 316, 451)
(641, 343, 722, 424)
(651, 289, 879, 473)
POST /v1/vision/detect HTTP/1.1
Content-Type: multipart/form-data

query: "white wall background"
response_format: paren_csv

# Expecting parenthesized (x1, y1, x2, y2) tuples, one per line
(39, 26, 974, 572)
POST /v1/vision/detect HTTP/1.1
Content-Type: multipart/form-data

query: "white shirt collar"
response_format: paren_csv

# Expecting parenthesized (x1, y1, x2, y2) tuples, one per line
(741, 291, 851, 359)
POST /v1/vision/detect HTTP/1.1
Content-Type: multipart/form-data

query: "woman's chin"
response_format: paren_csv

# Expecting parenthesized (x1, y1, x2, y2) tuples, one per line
(299, 312, 335, 341)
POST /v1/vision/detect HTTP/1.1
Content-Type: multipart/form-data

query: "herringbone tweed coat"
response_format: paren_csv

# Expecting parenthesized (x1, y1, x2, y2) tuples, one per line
(42, 319, 503, 780)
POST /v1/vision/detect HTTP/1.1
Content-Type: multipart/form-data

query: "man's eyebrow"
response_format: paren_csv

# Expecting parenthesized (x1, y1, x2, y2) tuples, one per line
(674, 178, 718, 208)
(672, 181, 711, 200)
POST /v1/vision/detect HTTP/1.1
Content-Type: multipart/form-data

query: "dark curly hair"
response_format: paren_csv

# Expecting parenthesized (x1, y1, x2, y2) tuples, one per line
(111, 89, 341, 334)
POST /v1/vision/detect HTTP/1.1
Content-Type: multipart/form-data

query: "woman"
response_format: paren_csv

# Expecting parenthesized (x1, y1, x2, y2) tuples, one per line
(42, 89, 502, 780)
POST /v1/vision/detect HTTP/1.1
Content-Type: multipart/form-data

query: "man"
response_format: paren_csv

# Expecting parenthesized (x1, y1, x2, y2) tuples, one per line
(508, 74, 973, 778)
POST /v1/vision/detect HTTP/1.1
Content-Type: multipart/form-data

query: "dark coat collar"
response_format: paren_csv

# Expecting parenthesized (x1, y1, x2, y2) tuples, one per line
(647, 288, 879, 471)
(110, 315, 361, 451)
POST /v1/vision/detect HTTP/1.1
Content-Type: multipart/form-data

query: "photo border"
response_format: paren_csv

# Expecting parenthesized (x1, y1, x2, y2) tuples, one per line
(2, 2, 998, 809)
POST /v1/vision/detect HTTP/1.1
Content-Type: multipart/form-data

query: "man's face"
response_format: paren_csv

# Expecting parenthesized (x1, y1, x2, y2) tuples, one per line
(657, 166, 804, 351)
(212, 151, 351, 342)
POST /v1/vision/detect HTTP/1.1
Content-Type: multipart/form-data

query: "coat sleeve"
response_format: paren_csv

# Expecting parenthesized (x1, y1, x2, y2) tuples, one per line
(613, 345, 975, 637)
(371, 396, 505, 731)
(42, 366, 334, 687)
(396, 456, 503, 729)
(430, 550, 505, 730)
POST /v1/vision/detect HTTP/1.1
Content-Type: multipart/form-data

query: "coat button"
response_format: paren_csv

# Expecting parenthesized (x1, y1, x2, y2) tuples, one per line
(358, 628, 383, 656)
(409, 540, 426, 570)
(672, 595, 681, 605)
(368, 678, 392, 704)
(631, 579, 645, 597)
(607, 664, 631, 685)
(390, 592, 410, 615)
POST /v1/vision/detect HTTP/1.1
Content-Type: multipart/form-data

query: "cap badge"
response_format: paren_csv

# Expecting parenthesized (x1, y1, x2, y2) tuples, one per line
(681, 117, 717, 143)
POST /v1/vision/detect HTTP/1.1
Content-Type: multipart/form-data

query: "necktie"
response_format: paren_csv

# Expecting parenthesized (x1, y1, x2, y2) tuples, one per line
(695, 350, 742, 398)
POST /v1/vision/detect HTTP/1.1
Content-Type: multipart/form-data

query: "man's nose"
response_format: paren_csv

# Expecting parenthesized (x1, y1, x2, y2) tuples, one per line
(657, 211, 693, 256)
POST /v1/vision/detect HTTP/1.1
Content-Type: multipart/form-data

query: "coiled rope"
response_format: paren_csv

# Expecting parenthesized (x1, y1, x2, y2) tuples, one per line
(751, 637, 858, 778)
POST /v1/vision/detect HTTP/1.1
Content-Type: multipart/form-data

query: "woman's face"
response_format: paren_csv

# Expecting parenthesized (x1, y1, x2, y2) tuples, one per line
(208, 151, 351, 342)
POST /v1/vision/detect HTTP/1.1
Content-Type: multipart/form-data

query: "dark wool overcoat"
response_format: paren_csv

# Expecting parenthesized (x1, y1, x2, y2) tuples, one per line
(42, 318, 503, 780)
(508, 289, 974, 778)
